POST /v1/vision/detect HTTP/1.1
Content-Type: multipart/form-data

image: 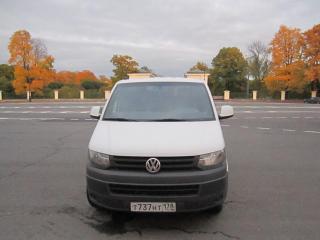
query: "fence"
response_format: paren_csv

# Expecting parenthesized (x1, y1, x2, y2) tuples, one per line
(216, 89, 317, 101)
(0, 89, 318, 101)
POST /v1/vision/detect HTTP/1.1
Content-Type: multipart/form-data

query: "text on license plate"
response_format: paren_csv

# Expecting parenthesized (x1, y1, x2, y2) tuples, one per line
(130, 202, 176, 212)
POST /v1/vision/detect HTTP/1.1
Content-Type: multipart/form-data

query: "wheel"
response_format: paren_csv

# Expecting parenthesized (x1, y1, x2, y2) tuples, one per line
(207, 204, 223, 214)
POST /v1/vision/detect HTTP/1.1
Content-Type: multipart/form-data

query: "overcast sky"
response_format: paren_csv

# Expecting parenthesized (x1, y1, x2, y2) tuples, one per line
(0, 0, 319, 77)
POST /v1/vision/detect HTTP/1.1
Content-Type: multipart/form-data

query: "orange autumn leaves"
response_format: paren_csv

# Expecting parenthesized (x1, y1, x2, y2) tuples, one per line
(8, 30, 99, 95)
(8, 25, 320, 96)
(8, 30, 55, 94)
(55, 70, 97, 85)
(304, 24, 320, 87)
(265, 24, 320, 92)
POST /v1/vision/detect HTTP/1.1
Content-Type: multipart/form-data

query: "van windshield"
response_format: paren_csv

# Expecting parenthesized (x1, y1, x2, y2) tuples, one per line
(103, 82, 215, 121)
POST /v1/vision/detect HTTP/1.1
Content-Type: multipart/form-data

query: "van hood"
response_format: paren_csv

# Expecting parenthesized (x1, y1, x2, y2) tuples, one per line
(89, 121, 225, 157)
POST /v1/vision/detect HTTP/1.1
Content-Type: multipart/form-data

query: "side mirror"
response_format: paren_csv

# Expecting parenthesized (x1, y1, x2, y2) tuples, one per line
(219, 105, 234, 120)
(90, 106, 102, 119)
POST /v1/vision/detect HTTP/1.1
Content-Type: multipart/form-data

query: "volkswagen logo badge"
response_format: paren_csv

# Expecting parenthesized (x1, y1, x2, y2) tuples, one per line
(145, 158, 161, 174)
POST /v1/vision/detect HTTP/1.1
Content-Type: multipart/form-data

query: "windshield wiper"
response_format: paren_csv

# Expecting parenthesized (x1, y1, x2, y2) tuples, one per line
(151, 118, 188, 122)
(103, 117, 137, 121)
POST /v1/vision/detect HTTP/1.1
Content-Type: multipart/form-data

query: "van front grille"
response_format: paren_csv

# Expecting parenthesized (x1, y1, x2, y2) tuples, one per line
(109, 184, 199, 196)
(110, 156, 198, 171)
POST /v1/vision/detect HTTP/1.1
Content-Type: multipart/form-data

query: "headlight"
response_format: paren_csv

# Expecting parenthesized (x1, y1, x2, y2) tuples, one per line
(88, 149, 110, 169)
(198, 149, 226, 169)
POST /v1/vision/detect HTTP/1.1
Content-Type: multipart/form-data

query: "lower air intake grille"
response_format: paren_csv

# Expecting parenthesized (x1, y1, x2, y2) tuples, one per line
(109, 184, 199, 196)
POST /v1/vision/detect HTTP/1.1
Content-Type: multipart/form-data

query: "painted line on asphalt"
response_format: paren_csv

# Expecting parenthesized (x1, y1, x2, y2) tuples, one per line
(2, 104, 320, 110)
(0, 117, 66, 120)
(0, 111, 90, 114)
(0, 106, 93, 109)
(282, 129, 296, 132)
(0, 117, 98, 121)
(303, 130, 320, 134)
(236, 110, 320, 113)
(219, 123, 320, 135)
(227, 116, 318, 120)
(1, 118, 320, 135)
(257, 127, 271, 130)
(233, 105, 320, 109)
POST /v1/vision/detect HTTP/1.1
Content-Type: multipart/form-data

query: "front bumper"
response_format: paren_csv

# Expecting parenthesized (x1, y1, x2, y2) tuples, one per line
(86, 163, 228, 212)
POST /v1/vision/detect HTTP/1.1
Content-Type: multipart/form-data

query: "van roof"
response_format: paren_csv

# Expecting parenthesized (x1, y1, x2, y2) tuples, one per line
(116, 77, 205, 84)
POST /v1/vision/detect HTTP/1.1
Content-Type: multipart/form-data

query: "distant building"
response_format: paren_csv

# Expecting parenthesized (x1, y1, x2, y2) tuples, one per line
(128, 67, 157, 79)
(128, 69, 209, 83)
(128, 72, 155, 79)
(185, 70, 210, 84)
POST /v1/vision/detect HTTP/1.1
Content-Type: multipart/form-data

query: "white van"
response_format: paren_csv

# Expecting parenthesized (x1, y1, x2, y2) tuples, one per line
(87, 78, 233, 213)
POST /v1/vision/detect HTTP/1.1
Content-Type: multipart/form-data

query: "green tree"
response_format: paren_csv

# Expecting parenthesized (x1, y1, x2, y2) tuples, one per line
(211, 47, 248, 93)
(189, 61, 209, 72)
(81, 80, 103, 90)
(110, 54, 139, 83)
(0, 64, 15, 96)
(139, 66, 154, 74)
(47, 81, 63, 89)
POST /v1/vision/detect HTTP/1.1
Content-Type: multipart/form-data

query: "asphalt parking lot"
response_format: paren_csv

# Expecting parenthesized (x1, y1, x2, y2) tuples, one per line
(0, 100, 319, 240)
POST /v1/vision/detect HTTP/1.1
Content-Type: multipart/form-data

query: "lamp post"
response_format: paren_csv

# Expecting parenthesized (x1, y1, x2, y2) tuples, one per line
(246, 73, 250, 99)
(26, 76, 33, 102)
(25, 65, 33, 102)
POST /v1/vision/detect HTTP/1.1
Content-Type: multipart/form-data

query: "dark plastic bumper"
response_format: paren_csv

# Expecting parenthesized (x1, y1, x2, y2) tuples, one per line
(86, 163, 228, 212)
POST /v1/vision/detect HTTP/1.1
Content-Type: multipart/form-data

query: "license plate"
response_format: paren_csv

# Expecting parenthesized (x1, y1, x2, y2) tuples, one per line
(130, 202, 176, 212)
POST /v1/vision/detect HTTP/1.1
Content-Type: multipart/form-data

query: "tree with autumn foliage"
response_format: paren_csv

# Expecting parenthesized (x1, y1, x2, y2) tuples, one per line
(265, 25, 307, 93)
(29, 55, 56, 95)
(55, 71, 76, 85)
(303, 24, 320, 92)
(55, 70, 98, 85)
(8, 30, 55, 97)
(99, 75, 113, 89)
(110, 54, 139, 83)
(8, 30, 33, 95)
(75, 70, 97, 85)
